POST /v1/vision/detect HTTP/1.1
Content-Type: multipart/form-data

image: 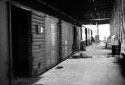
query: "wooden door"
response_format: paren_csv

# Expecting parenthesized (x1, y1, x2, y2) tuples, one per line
(50, 18, 58, 65)
(11, 5, 31, 77)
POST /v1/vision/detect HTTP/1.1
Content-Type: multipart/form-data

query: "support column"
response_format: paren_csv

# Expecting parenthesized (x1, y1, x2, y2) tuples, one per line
(95, 22, 100, 43)
(0, 1, 9, 85)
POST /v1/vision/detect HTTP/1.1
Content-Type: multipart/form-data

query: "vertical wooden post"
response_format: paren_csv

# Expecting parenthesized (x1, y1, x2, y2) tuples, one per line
(58, 15, 62, 62)
(0, 1, 9, 85)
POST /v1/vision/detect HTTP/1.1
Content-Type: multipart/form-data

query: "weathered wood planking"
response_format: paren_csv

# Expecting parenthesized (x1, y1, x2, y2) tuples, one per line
(45, 15, 59, 68)
(61, 21, 74, 60)
(31, 11, 46, 76)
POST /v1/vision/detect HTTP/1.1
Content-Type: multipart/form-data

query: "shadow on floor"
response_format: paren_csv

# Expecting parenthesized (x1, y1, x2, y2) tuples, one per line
(101, 46, 107, 48)
(117, 56, 125, 79)
(12, 77, 43, 85)
(56, 66, 64, 69)
(106, 54, 113, 58)
(70, 53, 92, 59)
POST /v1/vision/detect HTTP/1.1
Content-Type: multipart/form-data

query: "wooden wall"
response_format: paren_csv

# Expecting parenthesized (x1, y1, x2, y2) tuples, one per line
(61, 21, 74, 60)
(31, 11, 46, 76)
(31, 10, 81, 76)
(67, 24, 74, 56)
(61, 21, 69, 60)
(110, 0, 125, 54)
(45, 15, 59, 68)
(0, 1, 82, 84)
(110, 0, 123, 41)
(0, 2, 82, 84)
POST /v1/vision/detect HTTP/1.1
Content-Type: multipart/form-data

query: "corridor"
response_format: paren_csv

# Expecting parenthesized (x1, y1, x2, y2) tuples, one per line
(32, 42, 125, 85)
(1, 0, 125, 85)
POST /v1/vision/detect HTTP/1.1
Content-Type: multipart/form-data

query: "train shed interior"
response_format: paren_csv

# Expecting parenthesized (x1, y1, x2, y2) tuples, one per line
(1, 0, 125, 85)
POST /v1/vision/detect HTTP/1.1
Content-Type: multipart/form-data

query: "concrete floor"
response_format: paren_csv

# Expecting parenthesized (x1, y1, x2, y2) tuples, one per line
(33, 42, 125, 85)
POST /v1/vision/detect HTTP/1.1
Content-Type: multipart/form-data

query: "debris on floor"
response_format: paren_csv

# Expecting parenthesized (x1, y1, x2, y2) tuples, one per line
(56, 66, 63, 69)
(71, 53, 92, 58)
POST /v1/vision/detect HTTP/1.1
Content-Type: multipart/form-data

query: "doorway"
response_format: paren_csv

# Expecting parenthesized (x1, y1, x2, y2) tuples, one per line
(11, 5, 31, 77)
(72, 26, 78, 52)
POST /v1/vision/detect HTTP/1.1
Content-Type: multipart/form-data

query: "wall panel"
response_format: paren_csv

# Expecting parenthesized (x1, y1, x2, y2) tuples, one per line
(31, 11, 46, 76)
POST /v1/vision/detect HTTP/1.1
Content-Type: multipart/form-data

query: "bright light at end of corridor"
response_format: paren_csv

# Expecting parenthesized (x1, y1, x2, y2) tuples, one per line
(83, 24, 110, 41)
(99, 24, 110, 41)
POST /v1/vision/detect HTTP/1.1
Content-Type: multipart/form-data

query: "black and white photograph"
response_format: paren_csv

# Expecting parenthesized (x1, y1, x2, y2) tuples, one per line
(0, 0, 125, 85)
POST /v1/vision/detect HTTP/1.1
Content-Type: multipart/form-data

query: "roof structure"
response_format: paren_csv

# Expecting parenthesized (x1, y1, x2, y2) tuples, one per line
(39, 0, 115, 24)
